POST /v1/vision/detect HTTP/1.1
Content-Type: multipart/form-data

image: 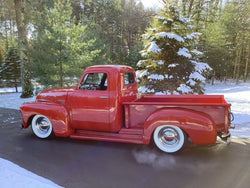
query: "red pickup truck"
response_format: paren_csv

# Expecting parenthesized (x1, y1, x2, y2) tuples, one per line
(20, 65, 234, 153)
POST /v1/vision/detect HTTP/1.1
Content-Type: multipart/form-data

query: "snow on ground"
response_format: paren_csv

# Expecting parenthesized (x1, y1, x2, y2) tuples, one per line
(0, 81, 249, 187)
(0, 87, 62, 188)
(0, 158, 63, 188)
(0, 86, 36, 108)
(0, 92, 36, 109)
(205, 81, 250, 139)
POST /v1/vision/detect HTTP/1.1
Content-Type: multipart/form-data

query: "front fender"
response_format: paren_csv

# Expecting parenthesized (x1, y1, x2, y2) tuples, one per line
(143, 108, 217, 145)
(20, 102, 74, 137)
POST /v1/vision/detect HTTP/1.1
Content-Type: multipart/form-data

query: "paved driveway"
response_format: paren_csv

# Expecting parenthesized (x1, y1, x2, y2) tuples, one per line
(0, 108, 250, 188)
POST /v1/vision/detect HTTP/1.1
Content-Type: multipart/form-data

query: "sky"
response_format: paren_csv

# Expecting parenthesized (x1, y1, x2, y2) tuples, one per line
(140, 0, 164, 9)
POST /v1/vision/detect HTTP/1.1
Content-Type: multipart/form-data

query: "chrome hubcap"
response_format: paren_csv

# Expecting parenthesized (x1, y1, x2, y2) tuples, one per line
(35, 117, 50, 135)
(158, 128, 180, 146)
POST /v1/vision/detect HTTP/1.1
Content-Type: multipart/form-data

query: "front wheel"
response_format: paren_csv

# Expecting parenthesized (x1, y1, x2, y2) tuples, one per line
(31, 115, 53, 139)
(153, 125, 186, 153)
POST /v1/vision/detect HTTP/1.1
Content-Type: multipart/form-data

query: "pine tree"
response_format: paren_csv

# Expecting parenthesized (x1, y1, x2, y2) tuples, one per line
(203, 20, 233, 82)
(137, 4, 211, 94)
(31, 0, 100, 87)
(0, 38, 6, 82)
(221, 0, 250, 82)
(1, 47, 21, 92)
(81, 0, 153, 68)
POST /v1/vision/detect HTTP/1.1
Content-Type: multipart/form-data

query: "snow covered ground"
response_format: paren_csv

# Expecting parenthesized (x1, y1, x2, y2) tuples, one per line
(0, 87, 63, 187)
(0, 158, 63, 188)
(0, 87, 36, 109)
(205, 81, 250, 138)
(0, 81, 249, 187)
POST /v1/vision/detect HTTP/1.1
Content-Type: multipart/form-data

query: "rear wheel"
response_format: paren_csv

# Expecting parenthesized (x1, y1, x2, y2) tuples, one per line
(31, 115, 53, 139)
(153, 125, 186, 153)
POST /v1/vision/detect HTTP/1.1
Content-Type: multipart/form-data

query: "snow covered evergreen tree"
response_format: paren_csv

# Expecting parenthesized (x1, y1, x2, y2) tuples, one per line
(137, 5, 211, 94)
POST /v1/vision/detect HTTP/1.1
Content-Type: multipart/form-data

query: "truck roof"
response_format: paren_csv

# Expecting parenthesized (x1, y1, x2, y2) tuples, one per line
(87, 65, 134, 72)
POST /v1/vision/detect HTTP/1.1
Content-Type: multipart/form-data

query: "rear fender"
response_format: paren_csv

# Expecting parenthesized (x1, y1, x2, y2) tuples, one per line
(143, 108, 217, 145)
(20, 102, 74, 137)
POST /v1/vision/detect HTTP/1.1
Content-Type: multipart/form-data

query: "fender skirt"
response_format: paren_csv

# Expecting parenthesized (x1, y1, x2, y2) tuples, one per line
(20, 102, 73, 137)
(143, 108, 217, 145)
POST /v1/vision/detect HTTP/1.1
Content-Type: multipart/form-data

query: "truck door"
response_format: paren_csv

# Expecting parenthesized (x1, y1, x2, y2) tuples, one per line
(68, 72, 110, 132)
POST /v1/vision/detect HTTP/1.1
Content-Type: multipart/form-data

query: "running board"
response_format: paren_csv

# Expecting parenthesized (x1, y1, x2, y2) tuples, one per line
(70, 128, 144, 144)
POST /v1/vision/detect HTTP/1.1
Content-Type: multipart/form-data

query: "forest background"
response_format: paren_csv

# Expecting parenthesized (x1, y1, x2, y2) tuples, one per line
(0, 0, 249, 98)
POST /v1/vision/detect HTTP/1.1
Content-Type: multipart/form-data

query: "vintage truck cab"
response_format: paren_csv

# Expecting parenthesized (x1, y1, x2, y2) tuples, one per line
(20, 65, 234, 153)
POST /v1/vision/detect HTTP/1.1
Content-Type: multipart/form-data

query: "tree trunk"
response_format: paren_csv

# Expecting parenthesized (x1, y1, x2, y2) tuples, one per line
(233, 53, 238, 80)
(244, 44, 250, 82)
(14, 0, 33, 98)
(195, 1, 204, 32)
(235, 47, 242, 84)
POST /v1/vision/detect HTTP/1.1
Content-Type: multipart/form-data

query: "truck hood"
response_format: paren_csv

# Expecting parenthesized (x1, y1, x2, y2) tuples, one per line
(36, 87, 76, 105)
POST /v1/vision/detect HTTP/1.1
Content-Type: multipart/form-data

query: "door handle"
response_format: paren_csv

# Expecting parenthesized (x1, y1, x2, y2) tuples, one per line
(100, 96, 109, 99)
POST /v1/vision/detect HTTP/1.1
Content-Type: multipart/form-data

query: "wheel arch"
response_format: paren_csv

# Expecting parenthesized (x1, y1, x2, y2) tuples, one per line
(20, 102, 74, 137)
(27, 114, 35, 128)
(143, 108, 217, 145)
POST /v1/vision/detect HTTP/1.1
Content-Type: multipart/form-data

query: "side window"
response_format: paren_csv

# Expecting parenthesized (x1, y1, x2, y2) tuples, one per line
(79, 73, 108, 90)
(124, 72, 135, 85)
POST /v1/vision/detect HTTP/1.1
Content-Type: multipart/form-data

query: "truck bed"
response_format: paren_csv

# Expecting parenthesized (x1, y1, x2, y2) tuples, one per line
(132, 95, 229, 105)
(123, 95, 231, 132)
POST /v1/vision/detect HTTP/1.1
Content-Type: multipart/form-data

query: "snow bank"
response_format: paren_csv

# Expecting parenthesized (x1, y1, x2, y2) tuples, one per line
(0, 92, 36, 109)
(0, 158, 63, 188)
(0, 87, 22, 93)
(205, 81, 250, 139)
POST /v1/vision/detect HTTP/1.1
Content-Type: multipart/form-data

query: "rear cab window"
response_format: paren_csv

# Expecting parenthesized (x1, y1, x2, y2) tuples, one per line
(124, 72, 135, 85)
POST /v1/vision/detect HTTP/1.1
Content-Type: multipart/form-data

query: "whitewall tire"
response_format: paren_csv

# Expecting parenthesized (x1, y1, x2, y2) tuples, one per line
(153, 125, 186, 153)
(31, 115, 53, 139)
